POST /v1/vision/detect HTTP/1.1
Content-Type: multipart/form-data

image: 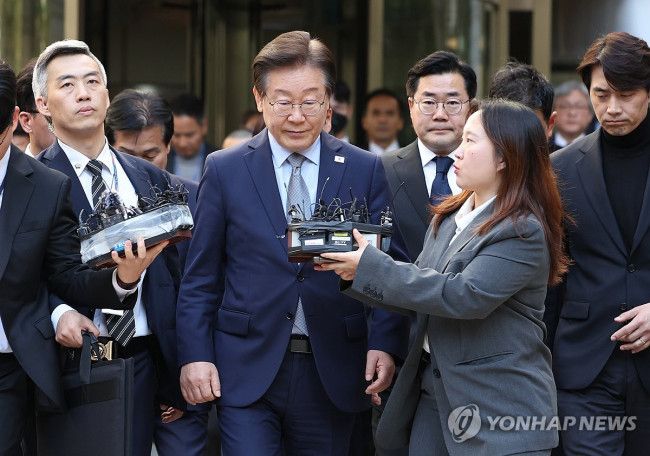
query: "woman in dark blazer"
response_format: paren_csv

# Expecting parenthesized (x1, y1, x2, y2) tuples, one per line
(317, 99, 570, 456)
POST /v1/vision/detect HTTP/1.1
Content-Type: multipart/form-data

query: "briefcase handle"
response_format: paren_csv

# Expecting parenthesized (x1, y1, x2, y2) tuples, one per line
(79, 331, 103, 385)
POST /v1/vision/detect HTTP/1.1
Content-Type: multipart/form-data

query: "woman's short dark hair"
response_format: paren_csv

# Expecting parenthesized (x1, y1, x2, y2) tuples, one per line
(577, 31, 650, 92)
(252, 31, 336, 98)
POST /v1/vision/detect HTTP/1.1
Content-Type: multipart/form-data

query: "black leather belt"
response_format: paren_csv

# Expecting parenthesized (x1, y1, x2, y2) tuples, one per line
(289, 335, 312, 354)
(98, 335, 154, 360)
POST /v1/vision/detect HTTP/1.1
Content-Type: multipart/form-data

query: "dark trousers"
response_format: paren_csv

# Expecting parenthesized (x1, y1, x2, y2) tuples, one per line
(131, 348, 158, 456)
(154, 407, 210, 456)
(218, 346, 356, 456)
(558, 348, 650, 455)
(0, 353, 29, 456)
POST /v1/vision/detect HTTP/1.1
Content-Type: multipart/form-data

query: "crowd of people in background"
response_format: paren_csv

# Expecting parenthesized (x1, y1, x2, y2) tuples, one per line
(1, 27, 648, 456)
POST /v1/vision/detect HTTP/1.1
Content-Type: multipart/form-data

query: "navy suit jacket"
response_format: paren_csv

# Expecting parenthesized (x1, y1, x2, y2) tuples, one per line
(169, 174, 198, 270)
(38, 141, 185, 407)
(176, 130, 410, 413)
(547, 129, 650, 390)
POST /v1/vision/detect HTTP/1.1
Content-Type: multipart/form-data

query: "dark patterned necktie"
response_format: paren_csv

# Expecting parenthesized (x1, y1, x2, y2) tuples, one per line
(86, 159, 107, 210)
(430, 156, 454, 205)
(286, 153, 310, 335)
(87, 160, 137, 346)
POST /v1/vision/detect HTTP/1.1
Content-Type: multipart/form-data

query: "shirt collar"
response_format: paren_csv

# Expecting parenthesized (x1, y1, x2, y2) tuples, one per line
(369, 139, 400, 155)
(454, 193, 496, 234)
(59, 138, 112, 177)
(269, 131, 321, 169)
(418, 138, 456, 168)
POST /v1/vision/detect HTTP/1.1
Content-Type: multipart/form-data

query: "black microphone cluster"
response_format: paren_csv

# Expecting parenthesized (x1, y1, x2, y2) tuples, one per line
(287, 188, 394, 263)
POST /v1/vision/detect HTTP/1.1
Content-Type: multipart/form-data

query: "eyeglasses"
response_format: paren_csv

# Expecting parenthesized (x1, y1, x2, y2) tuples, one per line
(412, 97, 469, 116)
(267, 98, 326, 117)
(0, 129, 8, 147)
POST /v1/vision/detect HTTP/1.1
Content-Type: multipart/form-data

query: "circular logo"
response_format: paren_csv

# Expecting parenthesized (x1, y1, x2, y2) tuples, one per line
(448, 404, 481, 442)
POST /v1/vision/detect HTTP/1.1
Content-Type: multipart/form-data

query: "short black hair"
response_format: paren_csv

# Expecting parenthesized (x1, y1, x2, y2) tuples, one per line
(105, 89, 174, 146)
(0, 60, 17, 132)
(406, 51, 477, 99)
(16, 59, 37, 114)
(488, 61, 554, 122)
(363, 88, 403, 117)
(169, 93, 205, 123)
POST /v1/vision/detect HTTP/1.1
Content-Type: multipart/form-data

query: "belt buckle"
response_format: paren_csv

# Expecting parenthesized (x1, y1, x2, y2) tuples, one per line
(91, 339, 117, 361)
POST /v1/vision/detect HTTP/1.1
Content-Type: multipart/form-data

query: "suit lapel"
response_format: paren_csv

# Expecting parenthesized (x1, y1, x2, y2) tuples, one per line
(0, 150, 35, 279)
(243, 131, 290, 254)
(393, 142, 430, 227)
(632, 156, 650, 253)
(41, 142, 92, 217)
(574, 132, 627, 256)
(113, 148, 153, 197)
(317, 132, 346, 205)
(436, 201, 495, 271)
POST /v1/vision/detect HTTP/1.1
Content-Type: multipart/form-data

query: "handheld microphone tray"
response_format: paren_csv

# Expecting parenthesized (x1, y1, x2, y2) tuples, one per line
(287, 220, 393, 263)
(77, 186, 193, 269)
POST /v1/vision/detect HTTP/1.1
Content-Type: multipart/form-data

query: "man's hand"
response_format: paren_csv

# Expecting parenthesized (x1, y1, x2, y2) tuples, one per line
(160, 404, 184, 424)
(365, 350, 396, 406)
(56, 310, 99, 348)
(112, 237, 168, 284)
(612, 303, 650, 354)
(314, 229, 368, 281)
(180, 361, 221, 405)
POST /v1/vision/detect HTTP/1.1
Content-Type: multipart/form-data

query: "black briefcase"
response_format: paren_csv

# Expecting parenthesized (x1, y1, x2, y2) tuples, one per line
(36, 332, 134, 456)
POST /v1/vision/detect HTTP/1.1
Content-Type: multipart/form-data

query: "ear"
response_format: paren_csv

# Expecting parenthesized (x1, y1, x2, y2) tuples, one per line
(546, 111, 557, 139)
(11, 106, 19, 130)
(18, 111, 34, 134)
(496, 160, 506, 172)
(36, 96, 50, 116)
(253, 87, 264, 112)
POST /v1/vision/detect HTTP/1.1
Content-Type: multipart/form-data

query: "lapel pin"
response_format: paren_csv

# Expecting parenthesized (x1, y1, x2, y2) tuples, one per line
(334, 155, 345, 164)
(74, 163, 82, 169)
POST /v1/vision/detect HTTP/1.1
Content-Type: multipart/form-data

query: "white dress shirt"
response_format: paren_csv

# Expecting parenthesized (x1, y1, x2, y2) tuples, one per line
(50, 139, 149, 338)
(369, 139, 400, 156)
(418, 138, 461, 196)
(0, 147, 12, 351)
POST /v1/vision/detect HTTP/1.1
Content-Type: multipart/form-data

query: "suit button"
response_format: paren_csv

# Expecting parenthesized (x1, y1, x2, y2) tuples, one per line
(628, 264, 636, 273)
(433, 369, 441, 378)
(297, 275, 305, 282)
(620, 303, 627, 311)
(286, 312, 293, 320)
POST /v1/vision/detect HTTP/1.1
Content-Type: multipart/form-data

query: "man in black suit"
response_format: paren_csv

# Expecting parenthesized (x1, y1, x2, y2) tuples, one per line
(547, 31, 650, 455)
(167, 93, 215, 182)
(33, 39, 185, 455)
(0, 59, 162, 456)
(381, 51, 476, 262)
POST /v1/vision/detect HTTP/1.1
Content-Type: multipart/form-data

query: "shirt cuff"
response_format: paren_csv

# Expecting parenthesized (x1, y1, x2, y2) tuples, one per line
(112, 269, 138, 299)
(51, 304, 76, 332)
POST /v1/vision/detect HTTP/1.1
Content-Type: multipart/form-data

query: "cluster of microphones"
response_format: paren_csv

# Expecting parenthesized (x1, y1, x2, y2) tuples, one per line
(286, 188, 394, 263)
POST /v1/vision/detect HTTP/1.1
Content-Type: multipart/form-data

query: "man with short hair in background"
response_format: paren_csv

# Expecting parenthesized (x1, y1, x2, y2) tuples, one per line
(362, 88, 404, 155)
(167, 93, 215, 181)
(16, 59, 55, 157)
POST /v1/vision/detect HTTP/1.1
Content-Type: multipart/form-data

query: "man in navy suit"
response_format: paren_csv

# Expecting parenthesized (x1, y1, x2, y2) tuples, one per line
(176, 31, 410, 455)
(105, 88, 211, 455)
(33, 39, 184, 456)
(546, 32, 650, 455)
